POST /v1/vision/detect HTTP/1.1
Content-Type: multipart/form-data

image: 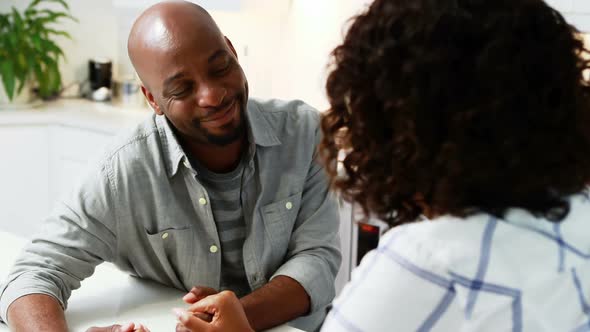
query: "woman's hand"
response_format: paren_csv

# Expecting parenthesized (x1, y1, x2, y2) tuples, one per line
(173, 290, 253, 332)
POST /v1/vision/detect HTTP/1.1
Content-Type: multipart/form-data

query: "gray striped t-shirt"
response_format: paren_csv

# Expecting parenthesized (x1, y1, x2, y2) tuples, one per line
(191, 156, 251, 298)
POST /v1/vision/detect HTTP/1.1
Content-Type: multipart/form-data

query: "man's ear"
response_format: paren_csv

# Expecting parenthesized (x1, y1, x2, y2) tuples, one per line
(225, 36, 238, 59)
(141, 86, 163, 115)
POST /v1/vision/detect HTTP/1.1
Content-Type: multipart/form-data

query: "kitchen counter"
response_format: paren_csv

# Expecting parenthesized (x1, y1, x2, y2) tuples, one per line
(0, 98, 151, 134)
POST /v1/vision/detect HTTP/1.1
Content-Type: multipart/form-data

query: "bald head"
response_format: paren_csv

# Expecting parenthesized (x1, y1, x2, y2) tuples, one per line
(128, 1, 225, 87)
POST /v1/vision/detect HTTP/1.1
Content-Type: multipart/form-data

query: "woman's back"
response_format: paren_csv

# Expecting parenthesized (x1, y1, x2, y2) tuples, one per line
(322, 193, 590, 331)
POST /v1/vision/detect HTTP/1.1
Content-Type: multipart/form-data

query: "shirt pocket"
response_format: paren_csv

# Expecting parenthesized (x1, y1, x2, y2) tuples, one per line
(260, 191, 303, 249)
(144, 226, 193, 288)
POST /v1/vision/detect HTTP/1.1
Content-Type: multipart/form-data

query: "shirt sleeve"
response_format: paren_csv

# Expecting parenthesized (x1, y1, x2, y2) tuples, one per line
(320, 227, 462, 332)
(0, 162, 119, 324)
(270, 123, 342, 314)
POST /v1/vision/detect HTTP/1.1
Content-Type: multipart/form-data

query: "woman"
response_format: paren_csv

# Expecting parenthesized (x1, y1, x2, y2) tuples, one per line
(174, 0, 590, 330)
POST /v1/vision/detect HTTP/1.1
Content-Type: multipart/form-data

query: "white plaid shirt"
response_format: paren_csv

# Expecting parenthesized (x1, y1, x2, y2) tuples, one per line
(323, 192, 590, 332)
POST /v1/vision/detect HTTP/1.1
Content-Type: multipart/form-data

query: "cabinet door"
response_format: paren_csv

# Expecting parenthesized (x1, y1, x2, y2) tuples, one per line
(0, 126, 50, 237)
(48, 125, 114, 210)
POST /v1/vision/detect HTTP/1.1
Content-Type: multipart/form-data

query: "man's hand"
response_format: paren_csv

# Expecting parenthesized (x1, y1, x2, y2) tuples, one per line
(86, 322, 151, 332)
(183, 286, 218, 304)
(174, 291, 253, 332)
(182, 286, 218, 322)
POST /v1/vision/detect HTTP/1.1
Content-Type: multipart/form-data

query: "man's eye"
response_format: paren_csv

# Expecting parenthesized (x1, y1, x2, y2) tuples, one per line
(171, 87, 191, 98)
(214, 62, 232, 75)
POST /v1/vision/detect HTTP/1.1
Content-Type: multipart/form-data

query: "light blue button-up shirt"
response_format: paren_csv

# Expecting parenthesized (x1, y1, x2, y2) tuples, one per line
(0, 98, 341, 331)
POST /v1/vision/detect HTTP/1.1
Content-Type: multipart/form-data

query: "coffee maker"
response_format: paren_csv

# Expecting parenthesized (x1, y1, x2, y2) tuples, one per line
(88, 58, 112, 101)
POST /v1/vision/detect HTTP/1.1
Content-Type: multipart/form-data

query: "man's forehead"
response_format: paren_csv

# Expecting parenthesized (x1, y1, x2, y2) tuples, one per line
(140, 16, 177, 51)
(136, 24, 227, 82)
(128, 2, 225, 76)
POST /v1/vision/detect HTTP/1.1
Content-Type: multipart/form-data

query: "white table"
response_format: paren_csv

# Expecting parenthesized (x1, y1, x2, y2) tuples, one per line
(0, 231, 302, 332)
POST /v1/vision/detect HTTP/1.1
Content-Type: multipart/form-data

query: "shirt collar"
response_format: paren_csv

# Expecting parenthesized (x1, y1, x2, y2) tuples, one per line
(156, 115, 187, 178)
(157, 98, 282, 178)
(244, 98, 282, 148)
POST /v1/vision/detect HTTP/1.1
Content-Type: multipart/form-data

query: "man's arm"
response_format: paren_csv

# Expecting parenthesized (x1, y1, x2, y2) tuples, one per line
(0, 164, 118, 327)
(239, 276, 309, 331)
(240, 121, 340, 330)
(243, 118, 341, 330)
(266, 121, 342, 309)
(7, 294, 67, 332)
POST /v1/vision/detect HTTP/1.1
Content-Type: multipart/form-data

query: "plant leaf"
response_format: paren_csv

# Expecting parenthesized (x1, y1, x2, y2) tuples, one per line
(45, 28, 72, 40)
(15, 74, 26, 96)
(35, 12, 77, 25)
(0, 61, 16, 101)
(39, 38, 64, 59)
(32, 61, 47, 98)
(37, 54, 62, 98)
(0, 14, 9, 27)
(11, 8, 23, 32)
(39, 0, 70, 10)
(27, 0, 42, 10)
(48, 62, 62, 96)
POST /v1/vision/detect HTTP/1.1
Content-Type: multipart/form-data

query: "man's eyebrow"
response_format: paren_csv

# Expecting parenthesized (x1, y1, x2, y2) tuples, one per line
(163, 72, 186, 89)
(208, 49, 230, 63)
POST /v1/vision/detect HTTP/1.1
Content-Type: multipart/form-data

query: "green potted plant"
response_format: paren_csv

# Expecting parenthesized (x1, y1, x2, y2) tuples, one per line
(0, 0, 76, 105)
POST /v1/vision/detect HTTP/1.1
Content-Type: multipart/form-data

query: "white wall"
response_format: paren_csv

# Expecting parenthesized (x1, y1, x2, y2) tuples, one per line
(1, 0, 370, 110)
(9, 0, 584, 110)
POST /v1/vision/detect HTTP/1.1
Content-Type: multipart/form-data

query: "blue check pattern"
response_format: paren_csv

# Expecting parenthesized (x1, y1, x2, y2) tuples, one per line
(322, 205, 590, 332)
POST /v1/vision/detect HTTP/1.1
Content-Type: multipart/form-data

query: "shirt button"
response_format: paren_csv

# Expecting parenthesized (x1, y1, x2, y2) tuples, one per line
(285, 202, 293, 210)
(161, 232, 169, 239)
(209, 245, 218, 253)
(199, 197, 207, 205)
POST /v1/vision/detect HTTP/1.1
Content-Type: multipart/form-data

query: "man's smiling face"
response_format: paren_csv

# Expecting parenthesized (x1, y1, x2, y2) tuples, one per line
(129, 3, 249, 146)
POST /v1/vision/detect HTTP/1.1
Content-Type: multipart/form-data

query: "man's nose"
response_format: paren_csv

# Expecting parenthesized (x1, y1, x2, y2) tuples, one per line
(196, 84, 227, 108)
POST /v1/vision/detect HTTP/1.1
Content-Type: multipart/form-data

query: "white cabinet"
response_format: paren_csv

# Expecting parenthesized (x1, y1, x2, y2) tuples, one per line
(48, 125, 114, 209)
(0, 100, 147, 237)
(0, 124, 113, 237)
(0, 126, 50, 236)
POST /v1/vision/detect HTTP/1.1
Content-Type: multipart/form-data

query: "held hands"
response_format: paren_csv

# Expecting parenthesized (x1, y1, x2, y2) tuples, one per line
(182, 286, 218, 323)
(86, 287, 252, 332)
(174, 290, 254, 332)
(86, 322, 151, 332)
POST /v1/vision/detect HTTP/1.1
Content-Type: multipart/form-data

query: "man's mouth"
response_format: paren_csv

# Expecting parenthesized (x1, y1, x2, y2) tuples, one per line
(201, 99, 236, 122)
(199, 98, 238, 126)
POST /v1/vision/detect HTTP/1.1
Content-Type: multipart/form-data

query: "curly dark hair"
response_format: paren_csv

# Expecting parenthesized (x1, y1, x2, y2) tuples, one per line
(321, 0, 590, 226)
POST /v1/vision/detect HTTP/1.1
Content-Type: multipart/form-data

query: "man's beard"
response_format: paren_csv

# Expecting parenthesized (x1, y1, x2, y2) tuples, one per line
(200, 118, 246, 146)
(192, 98, 247, 146)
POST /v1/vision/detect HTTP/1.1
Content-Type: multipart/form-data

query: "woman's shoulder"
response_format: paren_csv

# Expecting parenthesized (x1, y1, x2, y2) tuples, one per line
(380, 214, 492, 261)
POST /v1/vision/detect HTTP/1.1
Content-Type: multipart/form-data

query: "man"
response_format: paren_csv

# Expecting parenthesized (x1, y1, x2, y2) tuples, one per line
(0, 1, 341, 331)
